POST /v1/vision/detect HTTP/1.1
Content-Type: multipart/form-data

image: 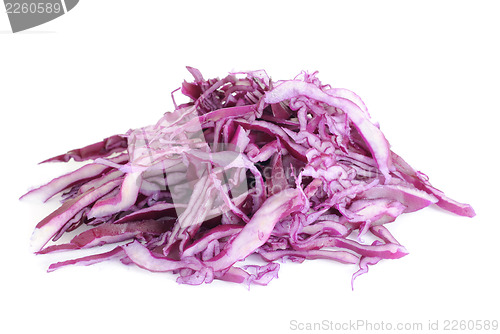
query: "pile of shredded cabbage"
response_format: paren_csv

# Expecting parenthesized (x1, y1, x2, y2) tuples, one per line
(22, 67, 475, 288)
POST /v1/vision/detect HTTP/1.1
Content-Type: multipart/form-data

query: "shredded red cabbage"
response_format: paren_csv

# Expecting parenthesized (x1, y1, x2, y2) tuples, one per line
(22, 67, 475, 288)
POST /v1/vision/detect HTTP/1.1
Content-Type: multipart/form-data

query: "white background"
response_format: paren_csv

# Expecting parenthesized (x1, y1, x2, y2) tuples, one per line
(1, 1, 499, 333)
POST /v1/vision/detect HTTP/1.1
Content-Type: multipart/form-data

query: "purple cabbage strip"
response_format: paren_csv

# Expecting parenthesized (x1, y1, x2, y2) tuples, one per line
(22, 67, 475, 288)
(47, 246, 125, 272)
(21, 153, 129, 203)
(40, 135, 128, 163)
(30, 178, 123, 252)
(38, 220, 171, 254)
